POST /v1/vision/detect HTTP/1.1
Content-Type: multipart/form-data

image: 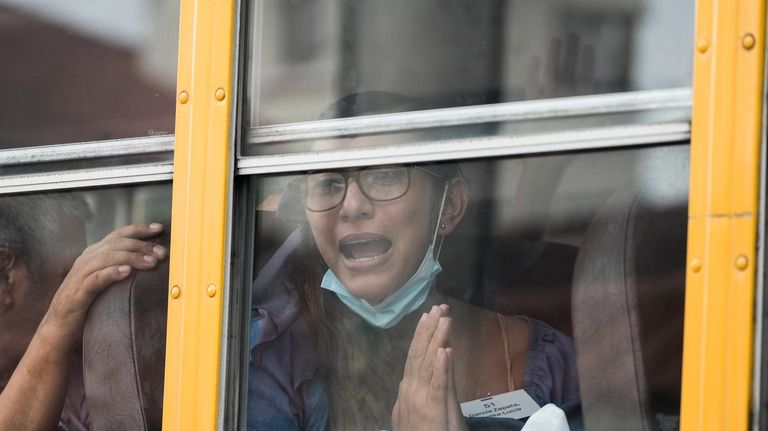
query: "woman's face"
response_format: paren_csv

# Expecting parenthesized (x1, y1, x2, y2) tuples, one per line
(305, 168, 438, 305)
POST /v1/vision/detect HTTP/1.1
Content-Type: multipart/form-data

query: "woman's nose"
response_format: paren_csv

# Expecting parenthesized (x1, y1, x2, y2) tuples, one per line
(339, 179, 374, 221)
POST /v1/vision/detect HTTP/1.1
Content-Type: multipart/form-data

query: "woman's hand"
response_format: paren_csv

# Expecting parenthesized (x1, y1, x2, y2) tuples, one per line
(392, 305, 468, 431)
(41, 222, 167, 341)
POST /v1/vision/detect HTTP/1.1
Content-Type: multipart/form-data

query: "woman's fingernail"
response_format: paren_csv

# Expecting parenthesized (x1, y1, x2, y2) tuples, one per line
(153, 245, 167, 258)
(149, 223, 163, 230)
(118, 265, 131, 274)
(143, 255, 157, 264)
(441, 304, 450, 311)
(420, 313, 428, 322)
(437, 347, 446, 358)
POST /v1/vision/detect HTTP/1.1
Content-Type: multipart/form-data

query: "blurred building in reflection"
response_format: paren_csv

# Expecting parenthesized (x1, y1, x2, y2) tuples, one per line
(0, 0, 178, 149)
(247, 0, 694, 126)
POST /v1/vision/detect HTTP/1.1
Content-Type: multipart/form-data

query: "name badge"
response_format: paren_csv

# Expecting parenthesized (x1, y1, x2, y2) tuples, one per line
(460, 389, 541, 419)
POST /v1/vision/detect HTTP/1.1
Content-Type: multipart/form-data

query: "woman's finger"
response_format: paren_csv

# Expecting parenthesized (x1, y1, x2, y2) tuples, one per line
(391, 399, 401, 428)
(418, 316, 451, 385)
(427, 347, 450, 430)
(446, 348, 468, 431)
(404, 306, 441, 379)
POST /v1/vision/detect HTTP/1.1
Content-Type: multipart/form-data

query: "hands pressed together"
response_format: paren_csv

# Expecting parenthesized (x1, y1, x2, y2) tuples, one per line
(392, 304, 468, 431)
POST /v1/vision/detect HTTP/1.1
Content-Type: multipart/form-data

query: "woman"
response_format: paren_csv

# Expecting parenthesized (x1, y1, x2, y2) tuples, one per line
(247, 93, 579, 431)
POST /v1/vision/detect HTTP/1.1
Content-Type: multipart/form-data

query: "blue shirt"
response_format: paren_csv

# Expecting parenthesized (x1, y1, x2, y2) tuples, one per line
(246, 229, 580, 430)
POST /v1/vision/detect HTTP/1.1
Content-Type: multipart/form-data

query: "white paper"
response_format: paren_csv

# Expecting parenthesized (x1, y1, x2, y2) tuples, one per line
(521, 403, 570, 431)
(460, 389, 541, 420)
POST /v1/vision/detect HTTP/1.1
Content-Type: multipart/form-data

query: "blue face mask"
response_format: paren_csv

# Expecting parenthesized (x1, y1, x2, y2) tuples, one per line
(320, 244, 443, 329)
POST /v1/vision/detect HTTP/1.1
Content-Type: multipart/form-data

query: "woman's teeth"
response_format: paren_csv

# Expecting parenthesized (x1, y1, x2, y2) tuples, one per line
(340, 238, 392, 260)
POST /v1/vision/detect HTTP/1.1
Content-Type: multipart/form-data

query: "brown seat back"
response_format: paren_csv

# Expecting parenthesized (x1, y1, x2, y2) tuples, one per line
(572, 170, 687, 431)
(82, 228, 170, 431)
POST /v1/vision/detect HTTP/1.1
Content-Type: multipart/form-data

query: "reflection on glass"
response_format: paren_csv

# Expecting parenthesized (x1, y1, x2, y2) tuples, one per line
(0, 0, 179, 149)
(0, 184, 171, 429)
(245, 145, 689, 430)
(0, 151, 173, 178)
(245, 0, 694, 127)
(244, 89, 691, 157)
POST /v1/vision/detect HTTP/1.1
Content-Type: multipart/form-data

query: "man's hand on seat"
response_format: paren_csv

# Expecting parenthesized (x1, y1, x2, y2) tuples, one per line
(42, 223, 167, 341)
(0, 222, 166, 431)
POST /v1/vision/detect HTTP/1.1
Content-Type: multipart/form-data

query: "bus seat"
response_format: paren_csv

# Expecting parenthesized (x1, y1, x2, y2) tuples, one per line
(480, 237, 577, 337)
(82, 226, 170, 431)
(572, 175, 687, 431)
(438, 231, 578, 337)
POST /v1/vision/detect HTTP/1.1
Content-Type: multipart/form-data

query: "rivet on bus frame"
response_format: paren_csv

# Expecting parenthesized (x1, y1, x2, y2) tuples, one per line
(690, 258, 703, 273)
(697, 38, 710, 53)
(735, 255, 749, 270)
(742, 33, 756, 50)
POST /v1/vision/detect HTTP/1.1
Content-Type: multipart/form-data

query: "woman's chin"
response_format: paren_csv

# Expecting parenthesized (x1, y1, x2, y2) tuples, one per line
(342, 279, 399, 305)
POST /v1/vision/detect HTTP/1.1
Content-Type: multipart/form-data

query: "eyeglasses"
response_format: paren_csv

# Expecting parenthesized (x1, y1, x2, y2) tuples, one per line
(303, 165, 441, 212)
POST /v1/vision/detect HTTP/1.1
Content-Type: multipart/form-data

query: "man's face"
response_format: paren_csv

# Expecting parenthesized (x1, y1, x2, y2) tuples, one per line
(0, 217, 86, 391)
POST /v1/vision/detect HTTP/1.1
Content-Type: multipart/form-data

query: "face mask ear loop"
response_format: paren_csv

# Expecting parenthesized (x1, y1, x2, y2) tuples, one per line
(431, 181, 450, 260)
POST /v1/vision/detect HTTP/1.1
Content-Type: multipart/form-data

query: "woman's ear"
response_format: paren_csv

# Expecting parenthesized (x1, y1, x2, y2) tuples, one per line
(438, 177, 470, 236)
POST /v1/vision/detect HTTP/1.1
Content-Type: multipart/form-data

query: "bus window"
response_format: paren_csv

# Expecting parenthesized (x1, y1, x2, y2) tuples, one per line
(234, 1, 696, 429)
(0, 184, 171, 430)
(243, 0, 694, 128)
(0, 1, 179, 149)
(241, 143, 688, 430)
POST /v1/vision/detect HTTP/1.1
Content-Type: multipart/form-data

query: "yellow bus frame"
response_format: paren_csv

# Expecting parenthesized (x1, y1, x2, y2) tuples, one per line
(682, 0, 765, 429)
(164, 0, 237, 429)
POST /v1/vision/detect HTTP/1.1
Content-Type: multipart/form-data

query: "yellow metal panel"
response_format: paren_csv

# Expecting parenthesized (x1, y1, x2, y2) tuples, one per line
(681, 0, 765, 429)
(163, 0, 237, 429)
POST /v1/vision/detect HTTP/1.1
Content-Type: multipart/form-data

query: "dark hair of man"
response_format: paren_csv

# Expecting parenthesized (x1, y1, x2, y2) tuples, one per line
(0, 192, 92, 279)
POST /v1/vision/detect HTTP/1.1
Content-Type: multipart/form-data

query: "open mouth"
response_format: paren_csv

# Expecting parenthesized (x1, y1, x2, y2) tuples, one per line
(339, 235, 392, 261)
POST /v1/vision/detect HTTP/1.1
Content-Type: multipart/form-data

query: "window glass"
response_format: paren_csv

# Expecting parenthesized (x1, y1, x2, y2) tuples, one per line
(244, 0, 694, 128)
(242, 144, 688, 430)
(0, 0, 179, 149)
(0, 183, 171, 429)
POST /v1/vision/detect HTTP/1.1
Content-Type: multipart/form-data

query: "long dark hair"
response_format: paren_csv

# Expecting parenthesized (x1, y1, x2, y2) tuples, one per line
(295, 167, 464, 430)
(296, 226, 408, 430)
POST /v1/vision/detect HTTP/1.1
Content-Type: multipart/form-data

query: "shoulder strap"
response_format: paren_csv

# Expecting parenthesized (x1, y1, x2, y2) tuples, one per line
(496, 313, 515, 390)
